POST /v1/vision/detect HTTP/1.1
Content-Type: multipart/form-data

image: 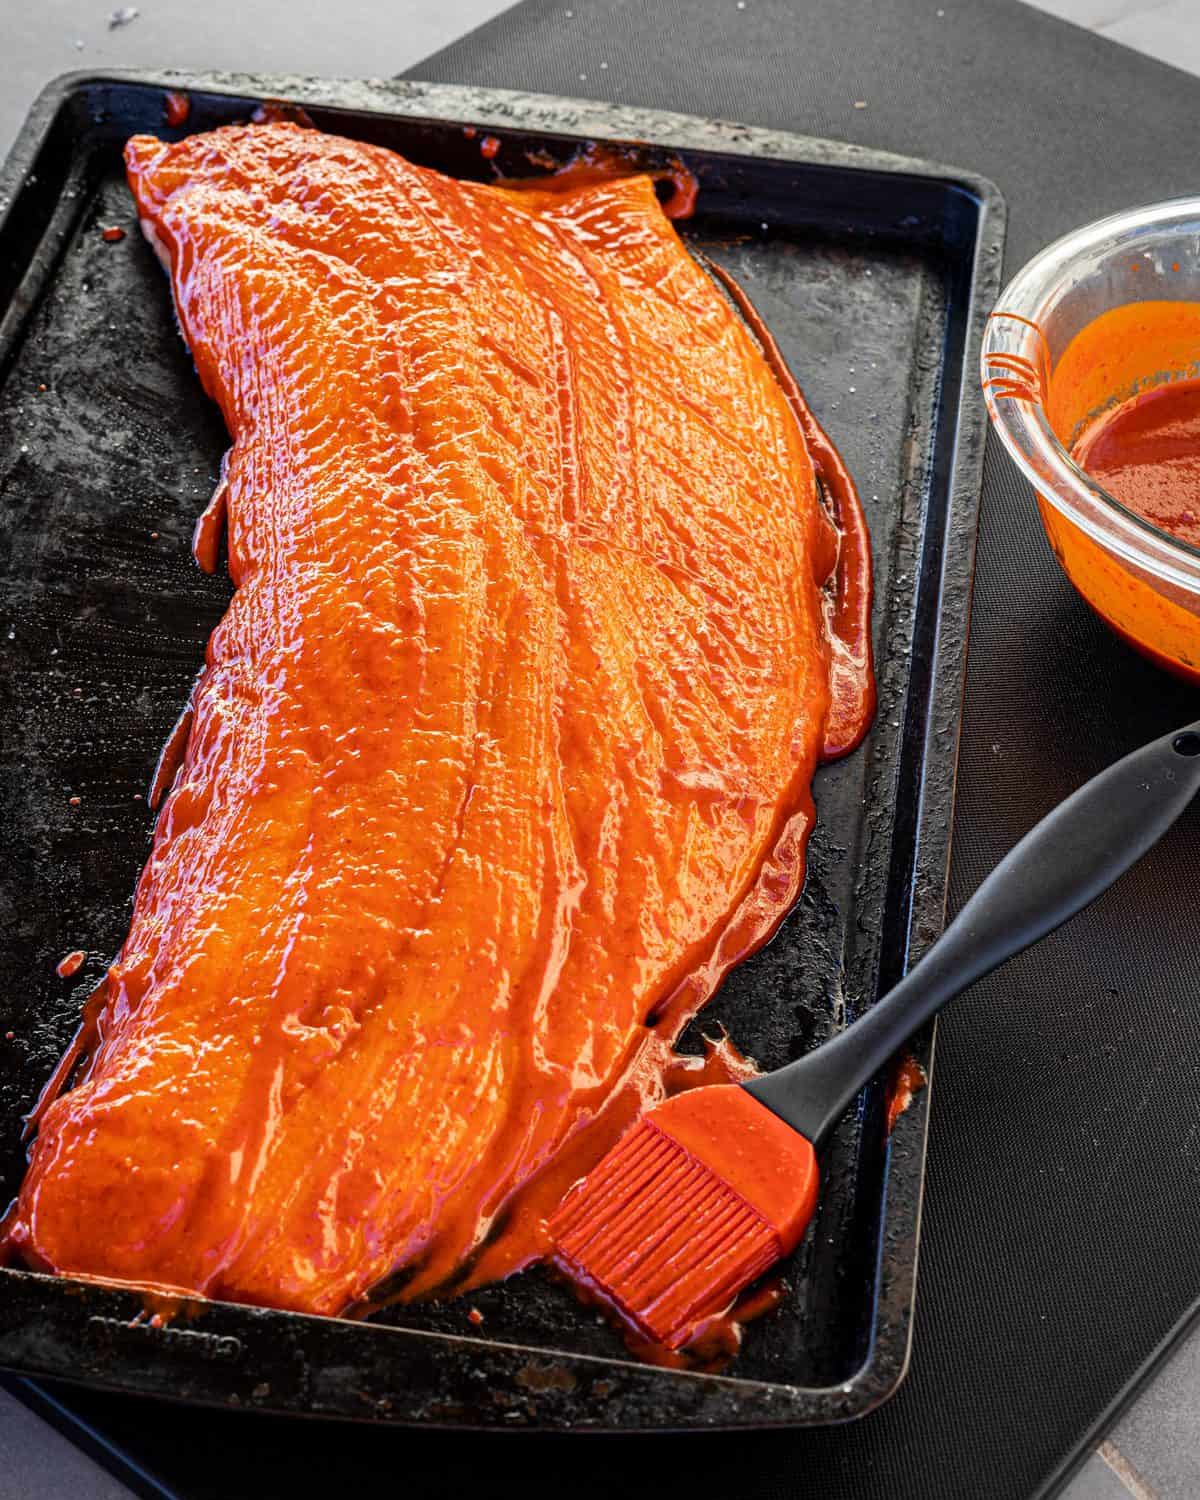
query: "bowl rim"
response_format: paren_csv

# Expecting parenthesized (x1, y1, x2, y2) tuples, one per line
(982, 195, 1200, 590)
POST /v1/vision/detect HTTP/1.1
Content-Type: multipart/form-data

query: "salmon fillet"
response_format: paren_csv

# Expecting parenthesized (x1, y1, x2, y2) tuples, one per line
(9, 123, 873, 1316)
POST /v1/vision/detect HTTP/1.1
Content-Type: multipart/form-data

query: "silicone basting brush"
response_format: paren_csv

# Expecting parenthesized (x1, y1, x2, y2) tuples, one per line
(551, 721, 1200, 1348)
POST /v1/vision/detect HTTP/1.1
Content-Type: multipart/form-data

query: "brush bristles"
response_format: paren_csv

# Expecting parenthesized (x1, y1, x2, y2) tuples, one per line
(550, 1119, 781, 1349)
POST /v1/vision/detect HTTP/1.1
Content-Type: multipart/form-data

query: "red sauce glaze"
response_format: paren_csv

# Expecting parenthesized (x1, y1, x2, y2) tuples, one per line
(17, 981, 110, 1148)
(55, 951, 86, 980)
(100, 226, 126, 243)
(885, 1053, 926, 1134)
(8, 122, 874, 1327)
(163, 91, 191, 127)
(505, 143, 698, 221)
(1073, 378, 1200, 549)
(598, 1272, 788, 1373)
(148, 702, 195, 810)
(190, 474, 227, 574)
(704, 261, 875, 756)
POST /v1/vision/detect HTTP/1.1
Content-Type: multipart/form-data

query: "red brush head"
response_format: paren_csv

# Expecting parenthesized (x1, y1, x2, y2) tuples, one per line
(549, 1085, 818, 1350)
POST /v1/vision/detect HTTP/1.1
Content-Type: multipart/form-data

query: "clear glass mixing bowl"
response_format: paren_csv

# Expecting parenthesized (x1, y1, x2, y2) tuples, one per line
(982, 199, 1200, 681)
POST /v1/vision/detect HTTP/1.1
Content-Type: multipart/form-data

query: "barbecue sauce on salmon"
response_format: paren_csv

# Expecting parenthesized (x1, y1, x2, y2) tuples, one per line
(7, 123, 873, 1317)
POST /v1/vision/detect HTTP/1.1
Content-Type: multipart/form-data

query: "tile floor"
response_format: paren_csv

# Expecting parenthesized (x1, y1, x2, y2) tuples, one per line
(1032, 0, 1200, 76)
(1, 1, 1199, 1496)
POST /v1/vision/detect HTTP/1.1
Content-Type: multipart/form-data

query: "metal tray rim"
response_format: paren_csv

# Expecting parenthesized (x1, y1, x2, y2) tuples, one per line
(1, 68, 1007, 212)
(0, 69, 1007, 1431)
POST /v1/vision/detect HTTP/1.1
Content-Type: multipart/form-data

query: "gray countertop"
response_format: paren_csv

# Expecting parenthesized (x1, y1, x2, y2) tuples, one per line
(2, 1, 1198, 1496)
(1, 0, 511, 161)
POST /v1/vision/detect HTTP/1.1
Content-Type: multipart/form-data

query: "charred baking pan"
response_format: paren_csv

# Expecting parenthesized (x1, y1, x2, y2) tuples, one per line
(0, 72, 1004, 1429)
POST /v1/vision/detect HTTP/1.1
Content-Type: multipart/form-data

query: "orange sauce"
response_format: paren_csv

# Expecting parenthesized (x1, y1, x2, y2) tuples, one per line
(885, 1053, 926, 1133)
(55, 950, 86, 980)
(1074, 379, 1200, 548)
(163, 91, 191, 127)
(7, 123, 873, 1336)
(1038, 301, 1200, 682)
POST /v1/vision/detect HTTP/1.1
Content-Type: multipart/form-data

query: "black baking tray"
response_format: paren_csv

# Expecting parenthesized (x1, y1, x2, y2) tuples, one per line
(0, 71, 1004, 1430)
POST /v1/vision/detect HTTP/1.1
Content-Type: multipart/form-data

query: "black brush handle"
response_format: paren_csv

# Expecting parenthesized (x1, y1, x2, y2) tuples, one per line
(744, 721, 1200, 1144)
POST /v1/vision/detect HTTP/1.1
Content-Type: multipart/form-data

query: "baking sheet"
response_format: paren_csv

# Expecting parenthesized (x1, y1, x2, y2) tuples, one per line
(0, 72, 1004, 1428)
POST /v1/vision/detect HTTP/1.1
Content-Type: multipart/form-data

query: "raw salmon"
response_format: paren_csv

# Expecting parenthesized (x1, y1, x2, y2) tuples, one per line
(8, 123, 873, 1316)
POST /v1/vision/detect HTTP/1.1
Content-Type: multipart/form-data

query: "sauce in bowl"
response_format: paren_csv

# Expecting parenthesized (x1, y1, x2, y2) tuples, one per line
(1074, 377, 1200, 549)
(1028, 298, 1200, 682)
(984, 201, 1200, 687)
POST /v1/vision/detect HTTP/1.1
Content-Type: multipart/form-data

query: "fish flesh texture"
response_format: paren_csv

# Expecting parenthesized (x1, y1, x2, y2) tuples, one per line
(7, 123, 873, 1316)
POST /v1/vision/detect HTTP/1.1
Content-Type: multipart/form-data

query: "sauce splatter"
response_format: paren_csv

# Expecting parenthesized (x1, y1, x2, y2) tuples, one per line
(100, 226, 126, 243)
(55, 950, 86, 980)
(885, 1053, 927, 1133)
(164, 91, 190, 127)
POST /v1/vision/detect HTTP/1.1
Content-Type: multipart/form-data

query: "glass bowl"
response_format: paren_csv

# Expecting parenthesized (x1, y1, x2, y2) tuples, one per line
(982, 199, 1200, 682)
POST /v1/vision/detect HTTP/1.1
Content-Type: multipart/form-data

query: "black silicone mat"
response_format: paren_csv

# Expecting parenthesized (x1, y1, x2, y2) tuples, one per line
(13, 0, 1200, 1495)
